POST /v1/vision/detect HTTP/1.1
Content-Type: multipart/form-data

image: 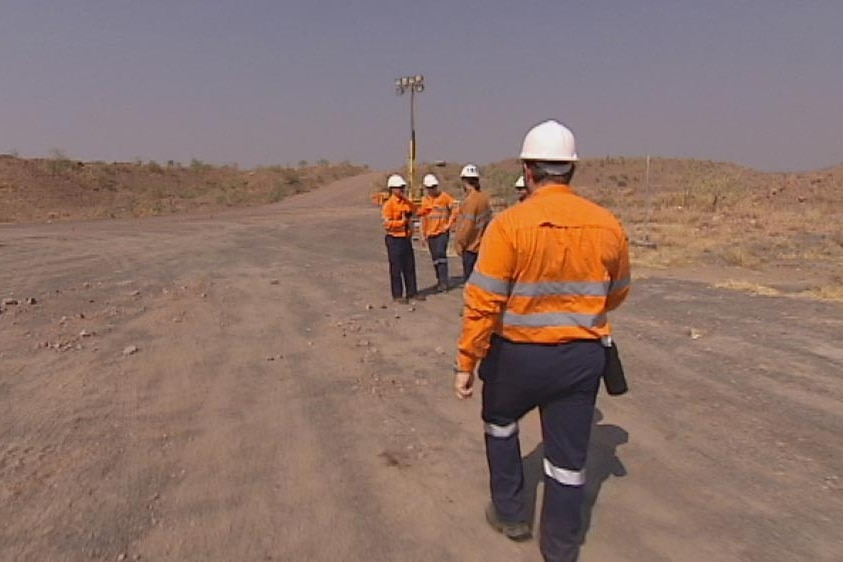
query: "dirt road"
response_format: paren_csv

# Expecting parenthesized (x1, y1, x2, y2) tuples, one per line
(1, 174, 841, 561)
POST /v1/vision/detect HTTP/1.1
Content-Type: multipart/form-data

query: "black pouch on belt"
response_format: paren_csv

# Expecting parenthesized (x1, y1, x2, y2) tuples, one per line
(602, 337, 628, 396)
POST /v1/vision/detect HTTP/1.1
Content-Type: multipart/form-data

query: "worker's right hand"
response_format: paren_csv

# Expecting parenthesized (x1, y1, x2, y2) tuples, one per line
(454, 371, 474, 400)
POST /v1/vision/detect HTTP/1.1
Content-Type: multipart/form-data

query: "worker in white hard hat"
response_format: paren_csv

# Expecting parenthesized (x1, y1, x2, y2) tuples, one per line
(453, 120, 630, 561)
(454, 164, 492, 282)
(416, 173, 457, 292)
(381, 174, 425, 304)
(514, 175, 528, 203)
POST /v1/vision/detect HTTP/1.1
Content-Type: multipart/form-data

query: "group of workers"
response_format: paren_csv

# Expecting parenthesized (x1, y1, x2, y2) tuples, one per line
(380, 120, 631, 562)
(381, 163, 494, 303)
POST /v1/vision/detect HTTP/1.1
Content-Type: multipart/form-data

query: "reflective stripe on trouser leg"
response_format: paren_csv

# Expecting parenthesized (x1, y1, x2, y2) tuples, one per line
(484, 421, 518, 438)
(537, 343, 602, 562)
(543, 458, 585, 486)
(428, 233, 449, 283)
(484, 423, 525, 522)
(385, 236, 404, 299)
(540, 472, 586, 562)
(540, 459, 586, 561)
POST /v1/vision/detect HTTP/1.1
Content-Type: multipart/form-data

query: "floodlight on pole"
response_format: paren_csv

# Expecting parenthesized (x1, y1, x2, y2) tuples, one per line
(395, 74, 425, 201)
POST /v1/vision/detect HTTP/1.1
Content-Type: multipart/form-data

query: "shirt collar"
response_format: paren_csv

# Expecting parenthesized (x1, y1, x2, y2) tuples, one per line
(532, 183, 574, 198)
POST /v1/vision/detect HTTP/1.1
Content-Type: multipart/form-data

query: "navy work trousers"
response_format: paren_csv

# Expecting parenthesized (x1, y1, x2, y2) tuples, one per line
(427, 232, 449, 286)
(479, 336, 604, 562)
(385, 235, 418, 299)
(462, 250, 478, 282)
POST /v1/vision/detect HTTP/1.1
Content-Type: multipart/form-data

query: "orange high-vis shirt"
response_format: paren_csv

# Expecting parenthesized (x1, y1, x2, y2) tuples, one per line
(417, 191, 457, 238)
(382, 194, 415, 237)
(455, 189, 492, 253)
(457, 184, 631, 373)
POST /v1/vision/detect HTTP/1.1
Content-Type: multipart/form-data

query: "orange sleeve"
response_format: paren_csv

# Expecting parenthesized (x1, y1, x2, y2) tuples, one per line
(416, 197, 432, 217)
(446, 194, 458, 229)
(382, 199, 408, 232)
(455, 196, 476, 250)
(605, 223, 631, 311)
(457, 216, 515, 372)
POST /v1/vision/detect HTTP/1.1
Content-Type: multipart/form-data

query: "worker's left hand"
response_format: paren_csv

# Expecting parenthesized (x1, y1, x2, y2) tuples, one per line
(454, 371, 474, 400)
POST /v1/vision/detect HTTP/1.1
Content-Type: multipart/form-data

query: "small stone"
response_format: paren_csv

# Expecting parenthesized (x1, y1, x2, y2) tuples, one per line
(123, 345, 139, 356)
(394, 313, 401, 319)
(130, 290, 141, 297)
(689, 328, 702, 340)
(80, 329, 94, 338)
(365, 304, 374, 310)
(357, 339, 370, 347)
(269, 279, 280, 285)
(408, 306, 416, 312)
(26, 297, 37, 305)
(1, 298, 18, 306)
(435, 346, 445, 355)
(117, 553, 126, 561)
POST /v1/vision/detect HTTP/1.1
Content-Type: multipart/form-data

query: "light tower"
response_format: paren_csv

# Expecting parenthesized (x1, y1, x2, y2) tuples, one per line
(394, 74, 425, 202)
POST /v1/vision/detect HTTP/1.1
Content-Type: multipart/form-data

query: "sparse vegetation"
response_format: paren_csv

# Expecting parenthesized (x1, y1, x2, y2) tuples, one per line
(47, 148, 74, 176)
(0, 157, 367, 223)
(416, 156, 843, 298)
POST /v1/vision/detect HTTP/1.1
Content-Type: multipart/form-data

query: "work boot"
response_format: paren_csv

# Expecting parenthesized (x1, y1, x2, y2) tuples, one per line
(393, 297, 409, 305)
(409, 294, 426, 302)
(437, 282, 448, 293)
(485, 502, 531, 542)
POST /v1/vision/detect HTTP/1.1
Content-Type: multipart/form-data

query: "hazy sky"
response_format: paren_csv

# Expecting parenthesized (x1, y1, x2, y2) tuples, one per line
(2, 1, 841, 172)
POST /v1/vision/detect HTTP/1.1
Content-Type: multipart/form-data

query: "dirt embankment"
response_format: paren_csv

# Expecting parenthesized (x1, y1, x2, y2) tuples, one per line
(0, 154, 367, 223)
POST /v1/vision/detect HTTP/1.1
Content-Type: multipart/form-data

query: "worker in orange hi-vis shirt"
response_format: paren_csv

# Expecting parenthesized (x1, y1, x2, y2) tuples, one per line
(454, 163, 492, 281)
(453, 121, 630, 562)
(416, 173, 457, 292)
(381, 174, 426, 304)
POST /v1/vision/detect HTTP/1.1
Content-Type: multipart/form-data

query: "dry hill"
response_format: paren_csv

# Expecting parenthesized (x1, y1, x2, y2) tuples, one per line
(0, 154, 367, 223)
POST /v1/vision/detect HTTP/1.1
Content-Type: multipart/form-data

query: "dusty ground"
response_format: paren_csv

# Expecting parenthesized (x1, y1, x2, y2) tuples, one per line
(1, 173, 841, 561)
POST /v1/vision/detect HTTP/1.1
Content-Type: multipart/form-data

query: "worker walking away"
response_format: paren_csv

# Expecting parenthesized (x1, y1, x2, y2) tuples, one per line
(382, 174, 426, 304)
(454, 164, 492, 281)
(453, 120, 630, 561)
(514, 175, 529, 203)
(417, 173, 457, 292)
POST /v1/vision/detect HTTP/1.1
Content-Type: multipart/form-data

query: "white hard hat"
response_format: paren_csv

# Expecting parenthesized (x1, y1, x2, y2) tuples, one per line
(460, 164, 480, 178)
(422, 174, 439, 188)
(514, 176, 525, 189)
(520, 120, 579, 162)
(387, 174, 407, 189)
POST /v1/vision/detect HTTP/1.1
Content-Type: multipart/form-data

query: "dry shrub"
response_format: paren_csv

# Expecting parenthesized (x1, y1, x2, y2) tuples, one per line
(714, 280, 780, 296)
